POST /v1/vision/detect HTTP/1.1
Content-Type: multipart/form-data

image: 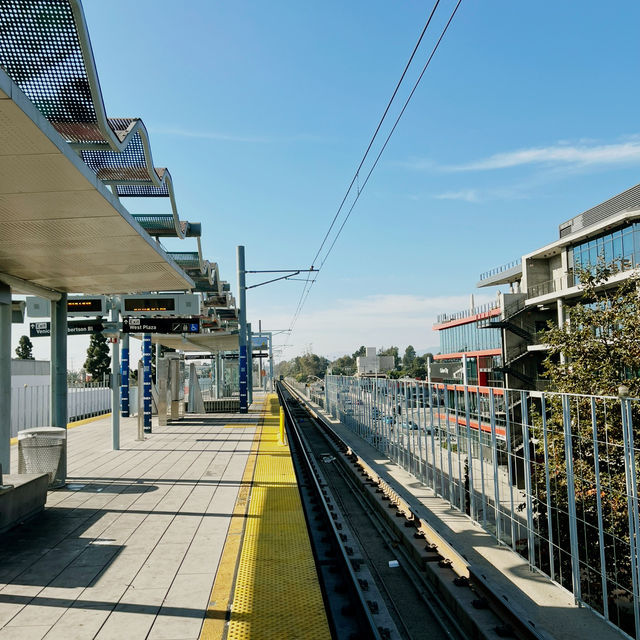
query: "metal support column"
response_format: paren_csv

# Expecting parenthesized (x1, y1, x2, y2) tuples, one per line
(120, 333, 129, 417)
(0, 284, 11, 473)
(110, 300, 120, 450)
(216, 353, 222, 398)
(562, 394, 581, 602)
(51, 293, 68, 480)
(143, 333, 152, 432)
(237, 246, 248, 413)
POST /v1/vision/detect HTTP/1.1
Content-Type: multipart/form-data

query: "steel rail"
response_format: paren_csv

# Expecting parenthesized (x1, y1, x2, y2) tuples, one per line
(284, 381, 556, 640)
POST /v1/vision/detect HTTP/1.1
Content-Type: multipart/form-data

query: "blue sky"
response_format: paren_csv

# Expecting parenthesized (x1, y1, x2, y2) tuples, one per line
(12, 0, 640, 365)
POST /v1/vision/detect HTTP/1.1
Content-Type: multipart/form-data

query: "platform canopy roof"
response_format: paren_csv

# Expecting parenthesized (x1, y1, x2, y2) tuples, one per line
(144, 331, 240, 353)
(0, 68, 194, 296)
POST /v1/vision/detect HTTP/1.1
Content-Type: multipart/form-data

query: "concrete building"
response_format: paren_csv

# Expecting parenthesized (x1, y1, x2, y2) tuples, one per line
(356, 347, 394, 377)
(434, 183, 640, 390)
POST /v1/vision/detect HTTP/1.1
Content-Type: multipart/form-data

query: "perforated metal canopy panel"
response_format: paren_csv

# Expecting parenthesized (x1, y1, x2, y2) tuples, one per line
(116, 183, 170, 197)
(0, 0, 125, 144)
(0, 67, 193, 294)
(143, 330, 240, 353)
(82, 133, 154, 182)
(168, 252, 201, 270)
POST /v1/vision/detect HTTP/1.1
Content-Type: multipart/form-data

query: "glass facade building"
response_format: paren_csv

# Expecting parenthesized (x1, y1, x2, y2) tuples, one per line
(439, 320, 501, 355)
(572, 221, 640, 276)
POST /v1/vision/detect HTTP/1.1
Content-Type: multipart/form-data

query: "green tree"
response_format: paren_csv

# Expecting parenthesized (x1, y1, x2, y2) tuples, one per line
(542, 260, 640, 396)
(379, 346, 400, 369)
(84, 331, 111, 382)
(276, 352, 330, 382)
(527, 261, 640, 624)
(15, 335, 34, 360)
(402, 345, 416, 369)
(352, 345, 366, 359)
(330, 354, 356, 376)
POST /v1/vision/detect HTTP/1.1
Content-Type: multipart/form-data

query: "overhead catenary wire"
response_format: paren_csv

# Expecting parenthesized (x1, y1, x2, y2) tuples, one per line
(318, 0, 463, 272)
(284, 1, 446, 347)
(284, 0, 464, 347)
(309, 0, 443, 272)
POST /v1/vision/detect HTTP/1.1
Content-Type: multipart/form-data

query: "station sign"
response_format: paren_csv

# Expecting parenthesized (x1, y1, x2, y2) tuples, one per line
(121, 293, 199, 317)
(30, 319, 105, 337)
(429, 362, 463, 380)
(26, 295, 108, 318)
(251, 335, 269, 350)
(122, 317, 200, 334)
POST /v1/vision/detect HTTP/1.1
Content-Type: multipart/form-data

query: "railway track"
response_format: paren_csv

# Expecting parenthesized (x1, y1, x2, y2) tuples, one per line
(278, 381, 552, 640)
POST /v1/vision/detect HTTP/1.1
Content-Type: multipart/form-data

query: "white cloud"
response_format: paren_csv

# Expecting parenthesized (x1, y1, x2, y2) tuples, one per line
(435, 189, 480, 202)
(446, 139, 640, 172)
(258, 293, 496, 361)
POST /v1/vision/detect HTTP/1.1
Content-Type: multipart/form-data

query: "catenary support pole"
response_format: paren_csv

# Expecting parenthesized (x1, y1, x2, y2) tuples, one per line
(237, 246, 248, 413)
(0, 284, 11, 473)
(120, 332, 129, 417)
(143, 334, 152, 432)
(51, 293, 68, 480)
(268, 333, 274, 391)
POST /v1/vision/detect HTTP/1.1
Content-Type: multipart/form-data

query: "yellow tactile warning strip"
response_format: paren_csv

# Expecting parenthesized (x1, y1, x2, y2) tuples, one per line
(227, 394, 331, 640)
(201, 395, 331, 640)
(200, 404, 266, 640)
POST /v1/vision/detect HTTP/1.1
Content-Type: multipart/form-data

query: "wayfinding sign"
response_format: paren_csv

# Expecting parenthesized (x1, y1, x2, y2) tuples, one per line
(122, 317, 200, 334)
(429, 362, 463, 380)
(30, 319, 105, 337)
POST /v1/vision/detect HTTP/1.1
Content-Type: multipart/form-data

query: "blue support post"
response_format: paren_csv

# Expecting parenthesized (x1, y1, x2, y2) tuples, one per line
(120, 333, 129, 417)
(237, 246, 248, 413)
(247, 322, 253, 406)
(143, 333, 152, 432)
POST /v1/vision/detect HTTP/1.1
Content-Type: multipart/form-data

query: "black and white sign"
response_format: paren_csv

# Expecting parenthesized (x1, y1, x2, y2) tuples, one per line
(429, 362, 463, 380)
(30, 319, 105, 337)
(122, 317, 200, 334)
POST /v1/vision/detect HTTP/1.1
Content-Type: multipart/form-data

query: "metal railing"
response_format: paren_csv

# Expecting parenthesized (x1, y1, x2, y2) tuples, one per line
(11, 383, 111, 437)
(527, 273, 576, 299)
(325, 375, 640, 639)
(479, 258, 522, 282)
(436, 300, 500, 324)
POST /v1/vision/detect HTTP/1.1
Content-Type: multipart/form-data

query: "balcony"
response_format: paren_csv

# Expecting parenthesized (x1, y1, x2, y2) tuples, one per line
(526, 273, 575, 300)
(477, 258, 523, 287)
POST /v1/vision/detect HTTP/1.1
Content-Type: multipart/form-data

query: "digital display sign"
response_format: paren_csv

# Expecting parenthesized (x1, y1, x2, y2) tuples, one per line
(68, 298, 103, 313)
(123, 297, 176, 313)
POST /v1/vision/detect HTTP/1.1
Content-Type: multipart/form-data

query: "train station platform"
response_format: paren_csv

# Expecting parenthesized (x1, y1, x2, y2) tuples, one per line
(0, 393, 330, 640)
